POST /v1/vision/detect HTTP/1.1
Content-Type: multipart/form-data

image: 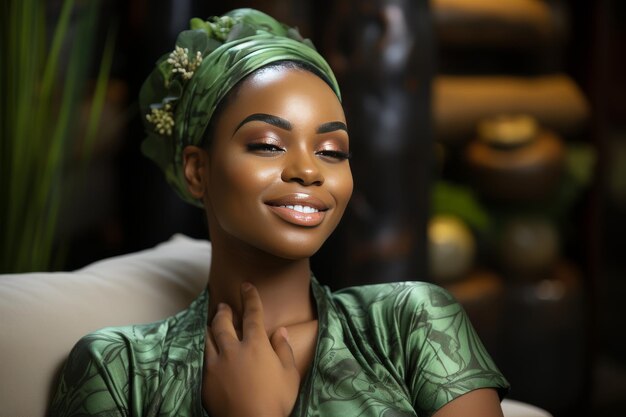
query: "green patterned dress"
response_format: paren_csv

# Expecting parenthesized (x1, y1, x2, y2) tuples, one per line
(49, 278, 509, 416)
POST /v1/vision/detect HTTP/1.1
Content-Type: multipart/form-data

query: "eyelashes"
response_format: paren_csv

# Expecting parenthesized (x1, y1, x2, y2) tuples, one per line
(316, 150, 352, 161)
(246, 142, 351, 161)
(246, 143, 283, 153)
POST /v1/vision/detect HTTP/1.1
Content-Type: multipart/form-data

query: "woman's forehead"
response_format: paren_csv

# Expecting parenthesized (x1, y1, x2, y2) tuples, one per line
(228, 68, 344, 119)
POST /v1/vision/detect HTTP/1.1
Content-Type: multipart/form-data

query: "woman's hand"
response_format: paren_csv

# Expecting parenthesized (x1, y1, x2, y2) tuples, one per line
(202, 283, 301, 417)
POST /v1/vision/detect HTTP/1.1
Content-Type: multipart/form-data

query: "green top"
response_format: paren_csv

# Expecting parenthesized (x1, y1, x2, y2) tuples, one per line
(49, 279, 509, 416)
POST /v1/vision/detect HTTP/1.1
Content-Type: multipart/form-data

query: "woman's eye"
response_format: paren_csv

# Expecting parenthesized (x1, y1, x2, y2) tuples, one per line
(316, 150, 352, 161)
(246, 143, 284, 154)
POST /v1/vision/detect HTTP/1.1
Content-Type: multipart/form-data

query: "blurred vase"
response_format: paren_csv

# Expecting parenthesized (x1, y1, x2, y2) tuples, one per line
(500, 217, 560, 280)
(428, 215, 476, 282)
(465, 114, 565, 201)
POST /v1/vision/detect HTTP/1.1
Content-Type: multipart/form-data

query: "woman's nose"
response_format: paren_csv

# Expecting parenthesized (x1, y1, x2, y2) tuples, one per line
(281, 149, 324, 186)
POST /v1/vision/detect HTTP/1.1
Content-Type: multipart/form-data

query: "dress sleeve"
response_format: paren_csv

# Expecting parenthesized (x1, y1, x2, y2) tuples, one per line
(397, 283, 509, 416)
(49, 331, 131, 417)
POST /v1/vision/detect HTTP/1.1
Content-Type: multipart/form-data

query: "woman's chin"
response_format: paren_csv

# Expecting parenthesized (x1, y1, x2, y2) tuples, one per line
(261, 242, 324, 262)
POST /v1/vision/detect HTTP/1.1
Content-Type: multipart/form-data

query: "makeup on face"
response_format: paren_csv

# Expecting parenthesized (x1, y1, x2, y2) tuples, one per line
(201, 67, 353, 260)
(234, 114, 350, 170)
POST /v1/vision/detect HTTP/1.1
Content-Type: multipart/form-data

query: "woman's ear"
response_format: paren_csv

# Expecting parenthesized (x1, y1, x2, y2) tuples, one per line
(183, 145, 209, 199)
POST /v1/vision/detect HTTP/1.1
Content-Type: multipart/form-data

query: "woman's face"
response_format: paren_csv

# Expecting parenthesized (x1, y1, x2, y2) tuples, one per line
(196, 67, 353, 260)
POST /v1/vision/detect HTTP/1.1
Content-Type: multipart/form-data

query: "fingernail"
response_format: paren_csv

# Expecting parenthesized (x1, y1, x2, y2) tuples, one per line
(241, 282, 252, 292)
(217, 302, 226, 311)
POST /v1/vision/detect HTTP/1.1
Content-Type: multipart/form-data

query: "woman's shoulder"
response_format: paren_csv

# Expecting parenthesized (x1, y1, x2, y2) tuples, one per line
(325, 280, 509, 411)
(71, 289, 208, 360)
(73, 319, 168, 355)
(49, 321, 167, 415)
(50, 295, 208, 415)
(330, 280, 460, 317)
(324, 280, 467, 350)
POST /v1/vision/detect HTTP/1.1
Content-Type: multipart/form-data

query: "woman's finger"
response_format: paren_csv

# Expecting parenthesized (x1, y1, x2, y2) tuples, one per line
(211, 303, 239, 349)
(241, 283, 265, 340)
(270, 327, 297, 370)
(204, 328, 218, 360)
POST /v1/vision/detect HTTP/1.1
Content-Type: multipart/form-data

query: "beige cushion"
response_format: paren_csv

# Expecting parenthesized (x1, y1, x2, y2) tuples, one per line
(501, 399, 553, 417)
(0, 234, 210, 417)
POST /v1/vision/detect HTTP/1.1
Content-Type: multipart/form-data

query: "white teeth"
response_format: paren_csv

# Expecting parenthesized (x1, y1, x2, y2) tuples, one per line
(280, 205, 319, 213)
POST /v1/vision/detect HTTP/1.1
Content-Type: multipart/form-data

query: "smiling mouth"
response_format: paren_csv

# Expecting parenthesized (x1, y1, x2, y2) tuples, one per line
(265, 194, 329, 227)
(276, 204, 319, 214)
(267, 205, 326, 226)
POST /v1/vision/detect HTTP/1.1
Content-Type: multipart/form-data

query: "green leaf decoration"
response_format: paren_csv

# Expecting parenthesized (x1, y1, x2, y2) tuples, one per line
(190, 17, 210, 33)
(303, 39, 316, 50)
(205, 37, 222, 52)
(286, 27, 305, 43)
(231, 8, 287, 36)
(565, 143, 596, 187)
(156, 56, 174, 87)
(139, 68, 167, 114)
(141, 134, 173, 173)
(177, 30, 211, 55)
(432, 181, 491, 232)
(164, 79, 184, 102)
(227, 22, 258, 41)
(209, 16, 236, 41)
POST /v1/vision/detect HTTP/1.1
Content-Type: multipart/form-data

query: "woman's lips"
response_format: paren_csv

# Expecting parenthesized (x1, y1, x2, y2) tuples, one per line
(265, 194, 329, 227)
(267, 205, 326, 226)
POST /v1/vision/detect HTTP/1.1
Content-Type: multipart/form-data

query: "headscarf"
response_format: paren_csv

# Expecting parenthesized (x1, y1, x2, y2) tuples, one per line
(139, 8, 341, 207)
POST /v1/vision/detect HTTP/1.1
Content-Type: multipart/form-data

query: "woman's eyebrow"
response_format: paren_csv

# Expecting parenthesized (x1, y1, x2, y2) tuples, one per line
(317, 121, 348, 134)
(233, 113, 292, 134)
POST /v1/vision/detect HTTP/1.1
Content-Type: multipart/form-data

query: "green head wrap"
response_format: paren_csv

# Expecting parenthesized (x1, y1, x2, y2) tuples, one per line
(139, 8, 341, 207)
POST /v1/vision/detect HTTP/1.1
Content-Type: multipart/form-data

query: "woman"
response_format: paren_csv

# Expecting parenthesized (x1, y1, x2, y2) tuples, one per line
(50, 9, 508, 417)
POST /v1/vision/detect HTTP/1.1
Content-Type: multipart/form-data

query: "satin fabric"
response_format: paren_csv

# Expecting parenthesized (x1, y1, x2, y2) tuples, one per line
(49, 278, 509, 416)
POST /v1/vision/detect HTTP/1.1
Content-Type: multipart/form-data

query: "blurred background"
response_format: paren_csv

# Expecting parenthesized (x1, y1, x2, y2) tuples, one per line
(1, 0, 625, 416)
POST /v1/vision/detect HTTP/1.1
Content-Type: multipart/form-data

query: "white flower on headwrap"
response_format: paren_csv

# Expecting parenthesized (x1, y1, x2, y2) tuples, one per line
(167, 46, 203, 80)
(146, 103, 175, 136)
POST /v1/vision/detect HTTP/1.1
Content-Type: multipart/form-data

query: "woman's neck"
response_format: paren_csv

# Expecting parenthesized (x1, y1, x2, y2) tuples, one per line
(206, 241, 316, 337)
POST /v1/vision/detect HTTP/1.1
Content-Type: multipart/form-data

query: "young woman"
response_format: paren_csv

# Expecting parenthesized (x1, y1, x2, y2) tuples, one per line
(50, 9, 509, 417)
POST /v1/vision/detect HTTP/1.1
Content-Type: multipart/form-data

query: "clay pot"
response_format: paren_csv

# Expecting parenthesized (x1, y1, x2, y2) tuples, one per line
(465, 115, 565, 201)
